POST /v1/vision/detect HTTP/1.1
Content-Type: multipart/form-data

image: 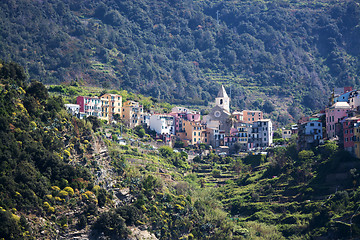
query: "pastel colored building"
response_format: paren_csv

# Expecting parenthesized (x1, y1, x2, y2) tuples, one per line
(248, 119, 273, 149)
(99, 93, 122, 121)
(182, 120, 207, 145)
(76, 96, 102, 118)
(298, 121, 323, 149)
(207, 127, 225, 148)
(325, 102, 351, 139)
(170, 107, 200, 133)
(282, 129, 292, 139)
(224, 125, 249, 151)
(354, 122, 360, 159)
(333, 87, 353, 103)
(65, 104, 80, 117)
(122, 101, 144, 128)
(242, 110, 263, 123)
(342, 117, 360, 155)
(232, 110, 263, 123)
(232, 110, 243, 122)
(149, 114, 175, 135)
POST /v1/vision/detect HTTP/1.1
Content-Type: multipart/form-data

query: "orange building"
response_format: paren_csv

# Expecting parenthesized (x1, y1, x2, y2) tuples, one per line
(242, 110, 263, 123)
(176, 120, 208, 146)
(100, 93, 122, 122)
(122, 101, 144, 128)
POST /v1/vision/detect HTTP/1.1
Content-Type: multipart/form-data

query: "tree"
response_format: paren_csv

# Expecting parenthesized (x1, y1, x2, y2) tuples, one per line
(0, 211, 22, 240)
(92, 210, 130, 238)
(159, 146, 174, 159)
(86, 116, 101, 131)
(134, 125, 145, 138)
(26, 81, 48, 103)
(298, 150, 315, 163)
(263, 100, 275, 113)
(97, 188, 107, 208)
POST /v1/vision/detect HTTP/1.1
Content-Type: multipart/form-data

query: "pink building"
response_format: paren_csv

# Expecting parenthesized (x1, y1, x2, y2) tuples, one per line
(170, 107, 200, 133)
(342, 117, 360, 154)
(76, 96, 102, 118)
(325, 102, 351, 139)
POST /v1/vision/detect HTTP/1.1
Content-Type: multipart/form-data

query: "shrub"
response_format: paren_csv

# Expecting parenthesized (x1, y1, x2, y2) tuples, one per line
(212, 169, 221, 178)
(92, 210, 130, 239)
(58, 190, 69, 198)
(159, 146, 174, 159)
(63, 187, 74, 196)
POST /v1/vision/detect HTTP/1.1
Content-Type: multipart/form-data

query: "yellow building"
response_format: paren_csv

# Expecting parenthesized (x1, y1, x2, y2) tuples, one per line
(354, 122, 360, 159)
(182, 120, 207, 145)
(122, 100, 144, 128)
(100, 93, 122, 122)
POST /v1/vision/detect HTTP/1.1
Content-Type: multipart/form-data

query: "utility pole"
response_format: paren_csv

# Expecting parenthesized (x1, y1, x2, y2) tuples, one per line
(216, 10, 220, 25)
(229, 78, 232, 112)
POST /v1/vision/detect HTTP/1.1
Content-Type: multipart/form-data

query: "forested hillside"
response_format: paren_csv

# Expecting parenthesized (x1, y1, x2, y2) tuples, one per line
(1, 62, 360, 239)
(1, 0, 360, 121)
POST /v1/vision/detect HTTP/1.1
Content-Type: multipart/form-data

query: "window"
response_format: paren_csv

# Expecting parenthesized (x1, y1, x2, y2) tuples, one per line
(194, 138, 196, 143)
(220, 99, 223, 104)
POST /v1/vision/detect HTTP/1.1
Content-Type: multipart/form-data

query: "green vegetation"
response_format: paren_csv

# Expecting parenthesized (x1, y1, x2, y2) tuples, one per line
(1, 61, 360, 239)
(0, 61, 97, 239)
(1, 0, 360, 120)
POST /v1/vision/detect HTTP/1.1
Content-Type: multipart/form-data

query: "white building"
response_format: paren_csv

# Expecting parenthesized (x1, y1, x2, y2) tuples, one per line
(215, 85, 230, 113)
(149, 114, 175, 135)
(65, 104, 80, 117)
(249, 119, 273, 149)
(282, 129, 292, 139)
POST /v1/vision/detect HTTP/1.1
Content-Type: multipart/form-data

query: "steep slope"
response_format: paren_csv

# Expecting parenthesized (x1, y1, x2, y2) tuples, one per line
(1, 0, 360, 120)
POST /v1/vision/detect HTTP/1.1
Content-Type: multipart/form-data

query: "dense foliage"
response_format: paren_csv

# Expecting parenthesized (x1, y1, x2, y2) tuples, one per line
(1, 61, 360, 239)
(1, 0, 360, 120)
(0, 62, 97, 239)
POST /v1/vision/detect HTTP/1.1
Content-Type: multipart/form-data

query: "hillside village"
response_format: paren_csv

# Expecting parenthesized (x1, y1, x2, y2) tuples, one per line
(65, 85, 360, 158)
(65, 85, 273, 154)
(2, 62, 360, 240)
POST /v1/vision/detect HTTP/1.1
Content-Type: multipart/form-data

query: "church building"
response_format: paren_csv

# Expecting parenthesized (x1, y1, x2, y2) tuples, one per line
(203, 85, 233, 135)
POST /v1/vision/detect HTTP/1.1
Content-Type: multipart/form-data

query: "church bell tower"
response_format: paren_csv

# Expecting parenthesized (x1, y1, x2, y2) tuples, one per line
(215, 85, 230, 112)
